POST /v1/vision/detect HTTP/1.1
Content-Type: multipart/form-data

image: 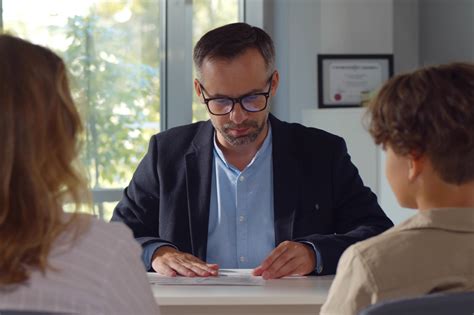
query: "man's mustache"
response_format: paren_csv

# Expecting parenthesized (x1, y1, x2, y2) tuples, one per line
(223, 120, 259, 130)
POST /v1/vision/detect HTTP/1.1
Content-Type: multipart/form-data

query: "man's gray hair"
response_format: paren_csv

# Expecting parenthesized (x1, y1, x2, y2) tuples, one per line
(193, 22, 275, 80)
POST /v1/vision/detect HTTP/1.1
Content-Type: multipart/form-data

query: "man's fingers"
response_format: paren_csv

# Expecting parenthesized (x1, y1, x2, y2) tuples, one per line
(207, 263, 220, 270)
(260, 241, 296, 272)
(252, 265, 264, 276)
(183, 256, 219, 275)
(260, 241, 289, 269)
(262, 254, 298, 279)
(259, 242, 316, 279)
(181, 261, 215, 276)
(153, 262, 177, 277)
(275, 249, 294, 269)
(206, 264, 219, 276)
(168, 260, 198, 277)
(263, 257, 302, 279)
(155, 252, 220, 277)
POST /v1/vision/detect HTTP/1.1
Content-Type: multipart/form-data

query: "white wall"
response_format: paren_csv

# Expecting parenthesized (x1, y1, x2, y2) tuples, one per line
(419, 0, 474, 64)
(320, 0, 393, 54)
(268, 0, 321, 123)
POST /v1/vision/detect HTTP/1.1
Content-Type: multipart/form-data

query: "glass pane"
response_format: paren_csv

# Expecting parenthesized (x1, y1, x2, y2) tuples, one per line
(192, 0, 240, 122)
(95, 201, 120, 221)
(3, 0, 161, 189)
(64, 201, 117, 222)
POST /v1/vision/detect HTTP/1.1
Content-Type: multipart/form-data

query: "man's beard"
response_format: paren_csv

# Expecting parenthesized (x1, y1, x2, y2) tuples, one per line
(218, 120, 265, 146)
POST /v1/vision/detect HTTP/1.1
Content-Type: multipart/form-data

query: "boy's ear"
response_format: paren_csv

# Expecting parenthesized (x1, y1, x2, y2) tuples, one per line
(408, 152, 425, 181)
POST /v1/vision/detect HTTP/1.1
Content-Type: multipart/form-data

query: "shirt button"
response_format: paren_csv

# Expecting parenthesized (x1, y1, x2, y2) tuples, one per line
(239, 215, 245, 222)
(239, 176, 245, 182)
(240, 256, 246, 262)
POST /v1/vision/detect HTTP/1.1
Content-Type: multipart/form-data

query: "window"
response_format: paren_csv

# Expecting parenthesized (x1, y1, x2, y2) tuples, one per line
(1, 0, 242, 220)
(3, 0, 161, 219)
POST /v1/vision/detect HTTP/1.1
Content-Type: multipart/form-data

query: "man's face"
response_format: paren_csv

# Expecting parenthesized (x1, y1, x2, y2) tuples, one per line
(194, 48, 279, 149)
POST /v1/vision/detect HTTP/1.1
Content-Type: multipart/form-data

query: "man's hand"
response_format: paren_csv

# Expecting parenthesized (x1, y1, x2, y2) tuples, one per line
(151, 246, 219, 277)
(252, 241, 316, 279)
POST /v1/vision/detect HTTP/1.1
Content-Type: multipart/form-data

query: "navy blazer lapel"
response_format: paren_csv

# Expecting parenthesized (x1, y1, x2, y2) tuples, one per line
(270, 115, 300, 244)
(184, 121, 214, 261)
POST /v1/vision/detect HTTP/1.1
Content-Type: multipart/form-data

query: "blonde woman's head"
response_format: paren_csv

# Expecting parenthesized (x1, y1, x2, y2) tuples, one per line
(0, 34, 88, 285)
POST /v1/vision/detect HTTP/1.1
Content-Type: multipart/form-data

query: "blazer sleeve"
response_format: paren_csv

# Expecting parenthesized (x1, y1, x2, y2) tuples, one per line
(111, 136, 177, 270)
(296, 138, 393, 275)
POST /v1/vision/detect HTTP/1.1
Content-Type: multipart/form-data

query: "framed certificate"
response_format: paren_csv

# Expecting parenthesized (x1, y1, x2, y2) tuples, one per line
(317, 54, 393, 108)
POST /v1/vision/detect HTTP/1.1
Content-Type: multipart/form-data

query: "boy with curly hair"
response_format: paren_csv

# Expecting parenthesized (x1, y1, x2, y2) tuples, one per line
(321, 62, 474, 315)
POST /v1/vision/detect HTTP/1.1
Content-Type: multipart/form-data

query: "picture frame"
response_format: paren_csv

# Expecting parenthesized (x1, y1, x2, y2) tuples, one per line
(317, 54, 394, 108)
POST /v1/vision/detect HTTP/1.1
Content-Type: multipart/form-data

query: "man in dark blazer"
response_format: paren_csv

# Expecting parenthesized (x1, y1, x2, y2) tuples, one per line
(112, 23, 393, 279)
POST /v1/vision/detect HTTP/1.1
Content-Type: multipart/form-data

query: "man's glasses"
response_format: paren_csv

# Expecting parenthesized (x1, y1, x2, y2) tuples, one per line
(198, 74, 274, 116)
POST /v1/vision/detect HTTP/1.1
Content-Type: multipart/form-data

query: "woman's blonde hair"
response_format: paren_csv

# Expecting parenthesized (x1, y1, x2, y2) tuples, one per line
(0, 35, 89, 285)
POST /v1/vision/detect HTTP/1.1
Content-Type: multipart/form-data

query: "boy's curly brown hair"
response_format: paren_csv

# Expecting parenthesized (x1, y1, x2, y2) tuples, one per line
(367, 62, 474, 185)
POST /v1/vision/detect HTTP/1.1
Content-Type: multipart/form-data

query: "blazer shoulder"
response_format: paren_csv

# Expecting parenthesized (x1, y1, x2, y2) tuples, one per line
(150, 120, 212, 148)
(277, 119, 346, 148)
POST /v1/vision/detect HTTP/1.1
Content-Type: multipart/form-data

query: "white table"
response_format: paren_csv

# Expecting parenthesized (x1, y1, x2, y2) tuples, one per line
(149, 269, 334, 315)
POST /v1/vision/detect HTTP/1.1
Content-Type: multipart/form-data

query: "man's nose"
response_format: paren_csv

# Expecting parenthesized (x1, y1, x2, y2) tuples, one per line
(229, 101, 248, 124)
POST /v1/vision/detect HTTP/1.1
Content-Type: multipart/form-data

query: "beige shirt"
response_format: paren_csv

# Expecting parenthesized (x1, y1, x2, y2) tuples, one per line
(321, 208, 474, 315)
(0, 216, 160, 315)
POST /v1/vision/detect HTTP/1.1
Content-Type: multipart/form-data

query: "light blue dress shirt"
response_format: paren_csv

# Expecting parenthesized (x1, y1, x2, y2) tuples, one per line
(206, 127, 275, 268)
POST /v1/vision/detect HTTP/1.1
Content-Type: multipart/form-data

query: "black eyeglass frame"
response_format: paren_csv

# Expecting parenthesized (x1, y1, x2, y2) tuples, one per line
(198, 73, 274, 116)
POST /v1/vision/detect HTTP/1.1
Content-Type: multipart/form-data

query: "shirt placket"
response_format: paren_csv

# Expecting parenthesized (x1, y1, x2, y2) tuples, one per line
(236, 171, 248, 268)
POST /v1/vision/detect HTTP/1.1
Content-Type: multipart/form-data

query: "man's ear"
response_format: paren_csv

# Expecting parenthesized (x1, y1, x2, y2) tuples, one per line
(271, 70, 280, 96)
(408, 152, 425, 182)
(194, 79, 202, 98)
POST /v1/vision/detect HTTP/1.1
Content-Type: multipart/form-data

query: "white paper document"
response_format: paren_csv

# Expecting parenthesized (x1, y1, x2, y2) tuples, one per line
(148, 269, 265, 286)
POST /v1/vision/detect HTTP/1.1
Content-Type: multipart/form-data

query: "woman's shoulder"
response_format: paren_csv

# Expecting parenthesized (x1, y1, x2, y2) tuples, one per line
(79, 214, 139, 248)
(57, 214, 141, 260)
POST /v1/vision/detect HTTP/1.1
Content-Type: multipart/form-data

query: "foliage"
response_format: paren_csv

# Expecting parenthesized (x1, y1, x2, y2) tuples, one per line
(61, 2, 161, 188)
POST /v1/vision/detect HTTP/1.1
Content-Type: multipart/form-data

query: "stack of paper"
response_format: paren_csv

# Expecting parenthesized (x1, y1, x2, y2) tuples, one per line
(148, 269, 265, 286)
